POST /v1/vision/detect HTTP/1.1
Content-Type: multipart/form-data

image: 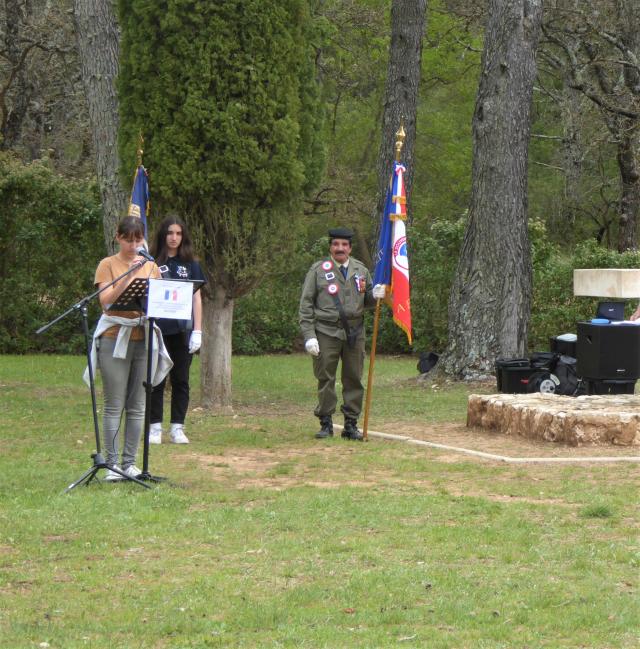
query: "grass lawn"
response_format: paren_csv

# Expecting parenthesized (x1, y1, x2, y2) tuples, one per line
(0, 354, 638, 648)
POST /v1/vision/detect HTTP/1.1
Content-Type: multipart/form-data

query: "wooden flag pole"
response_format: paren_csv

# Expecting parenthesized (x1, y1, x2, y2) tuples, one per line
(362, 298, 381, 441)
(362, 119, 407, 442)
(362, 122, 406, 441)
(136, 132, 144, 167)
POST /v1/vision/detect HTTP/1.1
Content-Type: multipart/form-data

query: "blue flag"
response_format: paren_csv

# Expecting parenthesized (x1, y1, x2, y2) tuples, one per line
(373, 182, 394, 286)
(128, 165, 150, 239)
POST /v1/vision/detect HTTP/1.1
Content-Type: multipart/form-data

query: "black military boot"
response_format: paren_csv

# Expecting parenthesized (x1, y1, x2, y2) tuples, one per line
(342, 417, 363, 441)
(315, 416, 334, 439)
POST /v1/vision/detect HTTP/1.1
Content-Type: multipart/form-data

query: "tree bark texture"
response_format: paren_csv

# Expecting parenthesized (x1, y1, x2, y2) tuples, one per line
(373, 0, 427, 237)
(615, 123, 640, 251)
(2, 1, 30, 149)
(201, 284, 234, 413)
(559, 85, 584, 233)
(614, 1, 640, 251)
(443, 0, 543, 378)
(588, 8, 640, 252)
(73, 0, 126, 254)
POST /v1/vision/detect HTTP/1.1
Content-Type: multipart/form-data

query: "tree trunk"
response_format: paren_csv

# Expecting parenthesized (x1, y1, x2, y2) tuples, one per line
(73, 0, 127, 254)
(373, 0, 427, 236)
(615, 123, 640, 252)
(442, 0, 543, 378)
(2, 1, 30, 149)
(201, 283, 234, 413)
(559, 84, 585, 237)
(616, 1, 640, 251)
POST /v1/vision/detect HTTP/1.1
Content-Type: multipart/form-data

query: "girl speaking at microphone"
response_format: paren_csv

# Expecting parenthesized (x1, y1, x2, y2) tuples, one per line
(90, 216, 169, 481)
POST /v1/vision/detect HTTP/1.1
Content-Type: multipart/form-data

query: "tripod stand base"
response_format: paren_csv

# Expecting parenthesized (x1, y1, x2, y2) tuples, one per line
(136, 471, 168, 483)
(64, 453, 152, 494)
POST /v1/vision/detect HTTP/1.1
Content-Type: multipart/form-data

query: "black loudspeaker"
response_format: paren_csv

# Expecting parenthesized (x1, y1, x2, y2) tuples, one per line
(584, 379, 636, 395)
(577, 322, 640, 381)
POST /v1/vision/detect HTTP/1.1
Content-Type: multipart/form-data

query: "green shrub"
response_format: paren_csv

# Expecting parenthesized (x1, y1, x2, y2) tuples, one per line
(231, 233, 326, 354)
(0, 153, 104, 353)
(227, 216, 640, 357)
(233, 286, 302, 354)
(230, 222, 466, 356)
(375, 215, 466, 355)
(530, 232, 640, 351)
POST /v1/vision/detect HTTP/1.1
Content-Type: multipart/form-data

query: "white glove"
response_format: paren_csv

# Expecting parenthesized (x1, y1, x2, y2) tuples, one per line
(372, 284, 386, 299)
(188, 330, 202, 354)
(305, 338, 320, 356)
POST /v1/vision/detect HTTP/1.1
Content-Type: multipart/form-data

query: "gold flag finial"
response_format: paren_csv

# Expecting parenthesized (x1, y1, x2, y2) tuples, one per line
(395, 120, 406, 162)
(136, 132, 144, 167)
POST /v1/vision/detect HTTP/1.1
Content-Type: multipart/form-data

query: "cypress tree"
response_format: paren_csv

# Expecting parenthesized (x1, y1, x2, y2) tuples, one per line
(118, 0, 325, 408)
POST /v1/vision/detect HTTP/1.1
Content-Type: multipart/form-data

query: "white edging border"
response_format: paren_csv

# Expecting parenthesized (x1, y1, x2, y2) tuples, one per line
(337, 427, 640, 464)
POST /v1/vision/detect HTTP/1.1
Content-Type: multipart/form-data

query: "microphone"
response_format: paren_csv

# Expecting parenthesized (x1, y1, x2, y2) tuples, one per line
(135, 246, 155, 262)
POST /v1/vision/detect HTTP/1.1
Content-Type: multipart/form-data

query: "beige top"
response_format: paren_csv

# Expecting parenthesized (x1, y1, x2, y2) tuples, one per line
(94, 255, 161, 340)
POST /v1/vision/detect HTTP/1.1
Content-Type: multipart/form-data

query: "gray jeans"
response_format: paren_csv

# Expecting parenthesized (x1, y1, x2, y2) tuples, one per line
(97, 336, 147, 468)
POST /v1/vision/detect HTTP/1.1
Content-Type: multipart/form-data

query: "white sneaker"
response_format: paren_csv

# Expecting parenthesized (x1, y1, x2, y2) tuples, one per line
(149, 423, 162, 444)
(123, 465, 142, 478)
(103, 465, 124, 481)
(170, 423, 189, 444)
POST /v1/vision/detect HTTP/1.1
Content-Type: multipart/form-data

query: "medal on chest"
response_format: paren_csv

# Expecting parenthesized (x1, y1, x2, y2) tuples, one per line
(321, 260, 338, 291)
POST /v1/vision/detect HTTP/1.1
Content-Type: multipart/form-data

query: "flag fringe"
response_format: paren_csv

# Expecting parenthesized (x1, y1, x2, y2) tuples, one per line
(393, 315, 413, 345)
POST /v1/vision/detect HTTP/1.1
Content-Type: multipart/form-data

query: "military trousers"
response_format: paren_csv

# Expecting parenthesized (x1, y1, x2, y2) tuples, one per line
(313, 330, 365, 420)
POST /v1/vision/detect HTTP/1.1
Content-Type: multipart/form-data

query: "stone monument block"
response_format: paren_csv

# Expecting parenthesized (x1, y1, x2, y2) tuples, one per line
(573, 268, 640, 298)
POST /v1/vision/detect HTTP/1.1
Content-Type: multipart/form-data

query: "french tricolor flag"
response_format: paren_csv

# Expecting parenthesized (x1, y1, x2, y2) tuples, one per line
(373, 161, 412, 344)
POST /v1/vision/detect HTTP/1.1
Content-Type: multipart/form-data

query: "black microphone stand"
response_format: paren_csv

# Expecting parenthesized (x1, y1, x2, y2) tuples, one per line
(37, 261, 153, 493)
(138, 310, 167, 484)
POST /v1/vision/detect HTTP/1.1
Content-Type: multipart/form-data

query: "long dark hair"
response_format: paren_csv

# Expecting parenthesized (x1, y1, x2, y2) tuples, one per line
(150, 215, 196, 265)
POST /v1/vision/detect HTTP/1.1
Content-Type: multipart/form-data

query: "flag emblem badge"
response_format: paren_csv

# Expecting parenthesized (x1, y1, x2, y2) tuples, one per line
(393, 236, 409, 270)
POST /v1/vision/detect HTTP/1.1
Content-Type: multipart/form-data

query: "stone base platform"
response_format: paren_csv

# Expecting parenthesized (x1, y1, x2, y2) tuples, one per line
(467, 393, 640, 446)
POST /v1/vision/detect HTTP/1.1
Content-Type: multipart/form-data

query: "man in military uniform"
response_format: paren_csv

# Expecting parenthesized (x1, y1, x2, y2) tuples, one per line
(299, 227, 386, 440)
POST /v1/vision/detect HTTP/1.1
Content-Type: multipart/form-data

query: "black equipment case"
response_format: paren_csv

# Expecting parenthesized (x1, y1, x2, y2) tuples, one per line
(549, 336, 577, 358)
(495, 358, 532, 393)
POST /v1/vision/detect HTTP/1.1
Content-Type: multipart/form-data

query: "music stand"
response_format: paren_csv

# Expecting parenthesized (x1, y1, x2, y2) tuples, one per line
(108, 277, 148, 310)
(37, 262, 152, 492)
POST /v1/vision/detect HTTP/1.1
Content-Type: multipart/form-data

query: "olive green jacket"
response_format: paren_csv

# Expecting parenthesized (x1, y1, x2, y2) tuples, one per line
(299, 256, 376, 342)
